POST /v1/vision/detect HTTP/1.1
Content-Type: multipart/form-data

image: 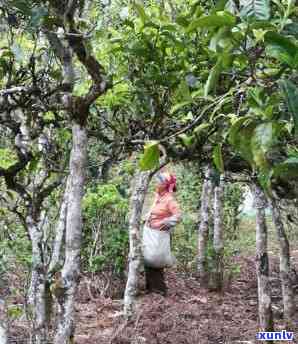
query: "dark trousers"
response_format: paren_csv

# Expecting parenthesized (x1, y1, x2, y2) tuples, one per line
(145, 266, 167, 295)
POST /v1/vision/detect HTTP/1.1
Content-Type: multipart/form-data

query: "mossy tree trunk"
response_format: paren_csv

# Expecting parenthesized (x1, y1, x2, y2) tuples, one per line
(209, 174, 225, 291)
(270, 197, 295, 329)
(197, 165, 214, 287)
(124, 170, 151, 319)
(253, 183, 274, 333)
(53, 123, 87, 343)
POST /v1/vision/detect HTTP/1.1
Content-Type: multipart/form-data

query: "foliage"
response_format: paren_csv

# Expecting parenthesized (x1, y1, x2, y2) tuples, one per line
(0, 208, 32, 277)
(280, 79, 298, 136)
(0, 148, 18, 169)
(0, 2, 298, 338)
(88, 229, 129, 276)
(82, 177, 129, 276)
(224, 183, 246, 240)
(139, 141, 160, 171)
(1, 0, 298, 194)
(83, 184, 128, 215)
(91, 0, 298, 199)
(171, 164, 245, 272)
(240, 0, 271, 21)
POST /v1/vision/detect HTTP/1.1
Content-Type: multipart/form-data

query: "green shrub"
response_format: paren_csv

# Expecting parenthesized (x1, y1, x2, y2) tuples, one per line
(82, 182, 129, 276)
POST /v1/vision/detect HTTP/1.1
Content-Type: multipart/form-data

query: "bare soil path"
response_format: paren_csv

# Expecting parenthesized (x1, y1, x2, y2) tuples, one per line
(73, 255, 298, 344)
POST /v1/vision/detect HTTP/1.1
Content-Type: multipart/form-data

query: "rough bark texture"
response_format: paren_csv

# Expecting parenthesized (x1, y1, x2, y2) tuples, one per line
(54, 123, 87, 344)
(1, 108, 62, 343)
(197, 165, 213, 287)
(48, 177, 70, 276)
(253, 183, 274, 332)
(27, 217, 47, 344)
(209, 174, 225, 291)
(26, 142, 49, 343)
(270, 197, 295, 329)
(0, 299, 8, 344)
(45, 5, 108, 341)
(124, 170, 151, 319)
(25, 144, 62, 343)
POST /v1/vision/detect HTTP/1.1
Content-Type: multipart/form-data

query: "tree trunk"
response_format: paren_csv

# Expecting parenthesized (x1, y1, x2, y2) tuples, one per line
(197, 165, 213, 287)
(26, 217, 47, 344)
(48, 177, 70, 276)
(0, 299, 8, 344)
(270, 197, 295, 329)
(209, 174, 225, 291)
(253, 183, 274, 332)
(124, 170, 151, 319)
(54, 123, 87, 344)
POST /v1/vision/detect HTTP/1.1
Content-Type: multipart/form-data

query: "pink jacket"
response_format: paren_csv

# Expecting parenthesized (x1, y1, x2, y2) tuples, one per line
(148, 192, 181, 230)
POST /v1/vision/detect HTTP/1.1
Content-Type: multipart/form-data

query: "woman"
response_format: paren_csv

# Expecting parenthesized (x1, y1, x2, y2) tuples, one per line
(142, 171, 181, 296)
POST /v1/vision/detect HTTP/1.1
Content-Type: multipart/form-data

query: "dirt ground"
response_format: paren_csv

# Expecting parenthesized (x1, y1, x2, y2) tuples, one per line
(73, 255, 298, 344)
(9, 254, 298, 344)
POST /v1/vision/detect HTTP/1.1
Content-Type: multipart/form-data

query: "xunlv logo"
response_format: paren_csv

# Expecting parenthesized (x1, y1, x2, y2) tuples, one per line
(256, 330, 294, 341)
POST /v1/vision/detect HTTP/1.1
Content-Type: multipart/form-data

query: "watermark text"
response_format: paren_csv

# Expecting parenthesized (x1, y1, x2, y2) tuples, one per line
(256, 330, 294, 341)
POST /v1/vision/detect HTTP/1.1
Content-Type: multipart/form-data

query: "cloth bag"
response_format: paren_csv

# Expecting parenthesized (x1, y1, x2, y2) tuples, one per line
(142, 225, 176, 268)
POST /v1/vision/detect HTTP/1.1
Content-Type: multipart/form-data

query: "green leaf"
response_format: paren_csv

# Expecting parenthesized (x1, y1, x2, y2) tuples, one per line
(240, 0, 271, 21)
(178, 134, 195, 147)
(273, 157, 298, 179)
(283, 23, 298, 39)
(7, 305, 23, 319)
(29, 6, 47, 28)
(204, 58, 223, 97)
(209, 27, 231, 52)
(174, 80, 192, 103)
(133, 2, 148, 24)
(228, 116, 251, 145)
(248, 87, 266, 108)
(265, 31, 298, 67)
(228, 117, 256, 164)
(27, 158, 39, 172)
(161, 24, 177, 32)
(176, 15, 190, 27)
(144, 21, 160, 30)
(258, 170, 273, 192)
(0, 148, 18, 169)
(44, 111, 55, 121)
(225, 0, 238, 14)
(251, 122, 281, 170)
(280, 79, 298, 136)
(236, 122, 258, 164)
(193, 123, 211, 137)
(10, 0, 31, 15)
(6, 190, 15, 200)
(139, 141, 160, 171)
(187, 11, 236, 33)
(221, 51, 234, 68)
(170, 100, 192, 114)
(213, 144, 224, 172)
(215, 0, 230, 11)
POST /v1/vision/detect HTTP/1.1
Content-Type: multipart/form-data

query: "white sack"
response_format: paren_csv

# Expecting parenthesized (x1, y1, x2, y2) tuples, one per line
(142, 225, 176, 268)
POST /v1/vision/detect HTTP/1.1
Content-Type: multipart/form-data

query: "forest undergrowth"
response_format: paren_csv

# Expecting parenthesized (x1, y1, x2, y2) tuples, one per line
(8, 251, 298, 344)
(74, 253, 298, 344)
